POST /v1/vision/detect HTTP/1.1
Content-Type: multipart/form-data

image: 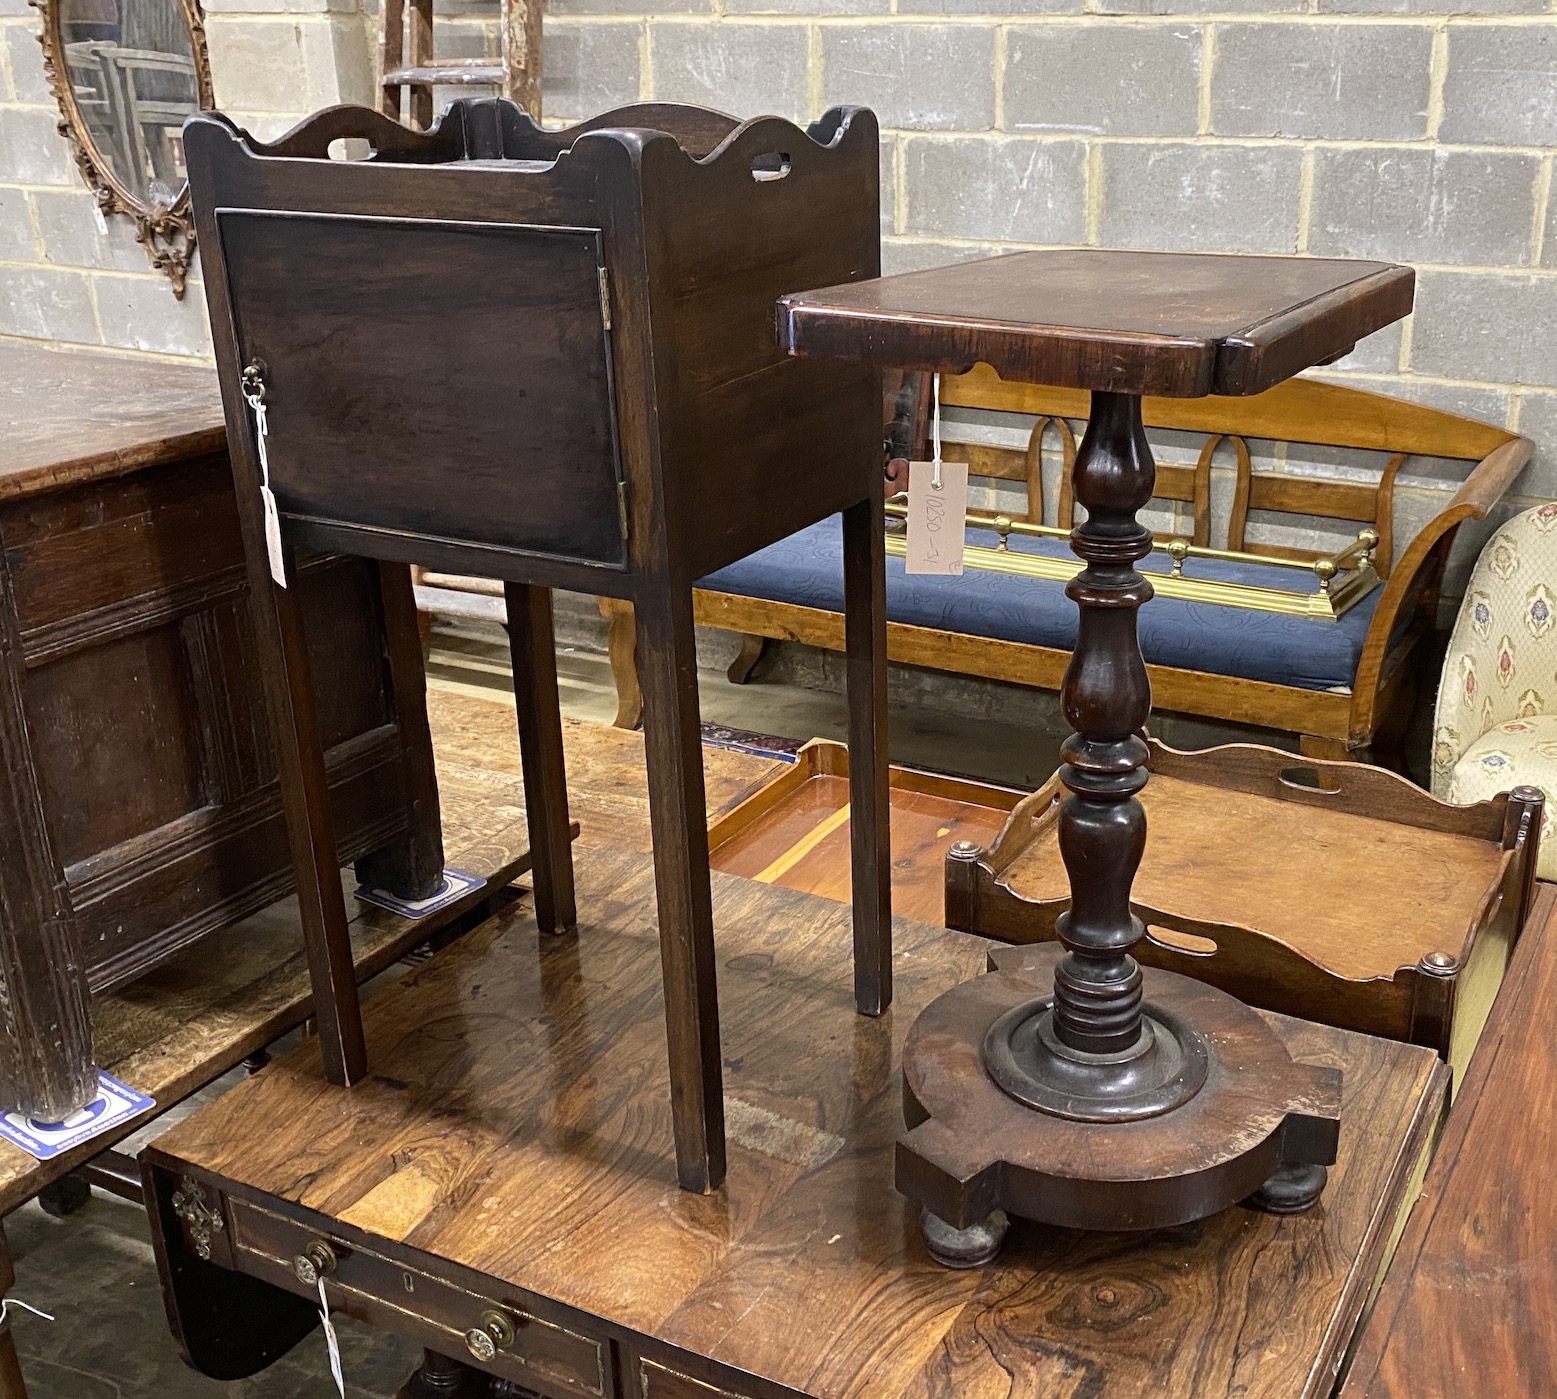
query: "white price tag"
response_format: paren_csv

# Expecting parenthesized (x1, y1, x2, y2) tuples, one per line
(244, 382, 287, 588)
(260, 485, 286, 588)
(317, 1276, 345, 1398)
(904, 459, 968, 575)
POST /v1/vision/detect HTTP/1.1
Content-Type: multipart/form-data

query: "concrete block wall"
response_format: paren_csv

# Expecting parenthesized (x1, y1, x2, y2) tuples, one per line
(2, 0, 1554, 588)
(0, 0, 374, 356)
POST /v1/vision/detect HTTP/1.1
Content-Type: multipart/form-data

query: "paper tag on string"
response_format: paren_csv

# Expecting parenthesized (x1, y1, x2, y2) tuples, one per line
(246, 393, 287, 589)
(260, 486, 286, 588)
(904, 459, 968, 575)
(317, 1276, 345, 1398)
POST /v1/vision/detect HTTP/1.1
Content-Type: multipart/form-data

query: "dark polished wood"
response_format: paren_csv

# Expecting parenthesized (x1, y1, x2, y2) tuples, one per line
(782, 249, 1412, 1245)
(143, 850, 1447, 1399)
(1343, 884, 1557, 1398)
(947, 740, 1543, 1079)
(504, 584, 576, 936)
(779, 249, 1415, 397)
(185, 97, 891, 1190)
(0, 343, 441, 1119)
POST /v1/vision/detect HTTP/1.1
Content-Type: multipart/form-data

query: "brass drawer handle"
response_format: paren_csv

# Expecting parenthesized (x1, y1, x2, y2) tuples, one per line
(465, 1308, 517, 1363)
(292, 1239, 338, 1286)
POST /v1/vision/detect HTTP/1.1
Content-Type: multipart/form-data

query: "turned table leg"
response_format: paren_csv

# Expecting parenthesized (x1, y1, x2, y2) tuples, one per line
(394, 1348, 487, 1397)
(505, 583, 577, 935)
(0, 1223, 28, 1399)
(636, 581, 725, 1193)
(841, 491, 892, 1017)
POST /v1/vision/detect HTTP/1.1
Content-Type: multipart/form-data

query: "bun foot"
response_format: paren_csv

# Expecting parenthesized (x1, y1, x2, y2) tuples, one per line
(1247, 1163, 1328, 1215)
(921, 1208, 1009, 1268)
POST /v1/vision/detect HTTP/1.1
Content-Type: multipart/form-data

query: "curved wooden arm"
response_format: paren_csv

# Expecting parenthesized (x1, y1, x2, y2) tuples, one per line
(1350, 433, 1533, 740)
(1450, 435, 1533, 514)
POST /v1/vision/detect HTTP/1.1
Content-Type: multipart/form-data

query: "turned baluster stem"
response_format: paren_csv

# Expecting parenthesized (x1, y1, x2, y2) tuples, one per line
(1053, 391, 1155, 1058)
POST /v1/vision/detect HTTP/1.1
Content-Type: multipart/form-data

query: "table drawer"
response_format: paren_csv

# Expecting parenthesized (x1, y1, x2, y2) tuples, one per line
(227, 1195, 610, 1399)
(639, 1357, 750, 1399)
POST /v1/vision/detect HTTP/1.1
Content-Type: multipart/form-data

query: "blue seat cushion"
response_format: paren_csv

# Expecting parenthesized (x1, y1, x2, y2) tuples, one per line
(696, 518, 1382, 693)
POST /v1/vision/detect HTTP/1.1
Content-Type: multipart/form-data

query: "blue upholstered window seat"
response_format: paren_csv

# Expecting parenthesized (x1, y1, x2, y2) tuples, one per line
(698, 518, 1377, 695)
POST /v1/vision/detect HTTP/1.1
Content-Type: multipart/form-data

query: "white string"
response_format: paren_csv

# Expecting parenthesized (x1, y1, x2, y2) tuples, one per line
(931, 372, 943, 491)
(316, 1275, 345, 1398)
(251, 400, 270, 490)
(0, 1299, 55, 1325)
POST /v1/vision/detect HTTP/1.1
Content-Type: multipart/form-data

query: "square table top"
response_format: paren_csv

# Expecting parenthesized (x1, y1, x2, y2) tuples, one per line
(147, 848, 1447, 1399)
(778, 249, 1414, 399)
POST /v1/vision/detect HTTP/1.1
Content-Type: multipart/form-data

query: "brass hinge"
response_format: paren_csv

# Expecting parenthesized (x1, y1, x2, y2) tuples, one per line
(616, 479, 630, 541)
(598, 267, 612, 331)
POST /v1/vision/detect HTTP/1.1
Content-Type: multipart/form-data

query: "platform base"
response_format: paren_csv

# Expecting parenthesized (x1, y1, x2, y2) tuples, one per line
(897, 944, 1342, 1245)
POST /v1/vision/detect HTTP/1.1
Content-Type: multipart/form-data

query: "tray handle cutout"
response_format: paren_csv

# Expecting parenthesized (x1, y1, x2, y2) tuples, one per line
(1277, 765, 1344, 795)
(1145, 925, 1218, 958)
(751, 151, 792, 182)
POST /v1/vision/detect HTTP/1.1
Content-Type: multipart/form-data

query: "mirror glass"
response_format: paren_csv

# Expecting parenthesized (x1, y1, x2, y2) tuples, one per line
(57, 0, 198, 208)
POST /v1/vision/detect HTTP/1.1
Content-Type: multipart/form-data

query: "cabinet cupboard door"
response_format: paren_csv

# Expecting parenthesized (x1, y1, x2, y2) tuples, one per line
(218, 210, 627, 570)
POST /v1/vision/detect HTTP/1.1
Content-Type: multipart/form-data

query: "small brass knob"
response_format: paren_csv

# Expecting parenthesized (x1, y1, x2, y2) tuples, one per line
(292, 1239, 337, 1286)
(465, 1308, 516, 1363)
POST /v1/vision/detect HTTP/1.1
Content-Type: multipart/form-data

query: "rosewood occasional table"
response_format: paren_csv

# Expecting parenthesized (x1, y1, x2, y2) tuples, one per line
(141, 850, 1447, 1399)
(779, 249, 1415, 1261)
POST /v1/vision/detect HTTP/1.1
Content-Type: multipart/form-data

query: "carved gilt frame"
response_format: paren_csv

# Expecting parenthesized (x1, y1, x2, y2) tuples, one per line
(31, 0, 213, 297)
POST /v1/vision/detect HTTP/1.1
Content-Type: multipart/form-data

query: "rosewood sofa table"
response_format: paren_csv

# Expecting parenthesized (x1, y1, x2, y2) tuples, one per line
(142, 849, 1446, 1399)
(779, 249, 1416, 1260)
(1342, 882, 1557, 1398)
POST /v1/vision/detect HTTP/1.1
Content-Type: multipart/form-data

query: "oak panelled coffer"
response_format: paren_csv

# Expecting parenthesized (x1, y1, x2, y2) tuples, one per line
(0, 342, 439, 1120)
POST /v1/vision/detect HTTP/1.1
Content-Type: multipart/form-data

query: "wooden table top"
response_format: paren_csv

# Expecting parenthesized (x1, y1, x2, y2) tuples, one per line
(148, 843, 1447, 1398)
(1342, 883, 1557, 1397)
(0, 341, 223, 501)
(0, 691, 779, 1216)
(778, 249, 1414, 398)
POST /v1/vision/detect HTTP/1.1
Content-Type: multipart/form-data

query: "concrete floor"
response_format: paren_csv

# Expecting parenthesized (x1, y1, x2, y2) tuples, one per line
(9, 629, 1094, 1398)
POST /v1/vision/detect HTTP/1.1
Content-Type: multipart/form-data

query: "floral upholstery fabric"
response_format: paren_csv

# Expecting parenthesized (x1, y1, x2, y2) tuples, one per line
(1433, 502, 1557, 878)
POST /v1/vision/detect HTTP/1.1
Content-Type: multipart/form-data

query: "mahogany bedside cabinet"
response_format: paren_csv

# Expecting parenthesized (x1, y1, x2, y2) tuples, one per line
(184, 97, 891, 1192)
(780, 248, 1414, 1261)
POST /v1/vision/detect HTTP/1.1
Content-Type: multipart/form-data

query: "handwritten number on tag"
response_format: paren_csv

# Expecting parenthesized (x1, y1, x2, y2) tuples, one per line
(905, 460, 969, 576)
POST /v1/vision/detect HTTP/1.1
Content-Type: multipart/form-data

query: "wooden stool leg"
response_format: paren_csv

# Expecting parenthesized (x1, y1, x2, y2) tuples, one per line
(0, 1224, 28, 1399)
(261, 565, 367, 1085)
(601, 599, 643, 730)
(725, 634, 768, 685)
(636, 584, 725, 1193)
(505, 583, 576, 935)
(842, 492, 892, 1016)
(355, 561, 446, 900)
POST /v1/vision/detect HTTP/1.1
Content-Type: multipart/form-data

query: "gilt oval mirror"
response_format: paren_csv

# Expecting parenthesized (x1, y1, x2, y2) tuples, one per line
(38, 0, 213, 296)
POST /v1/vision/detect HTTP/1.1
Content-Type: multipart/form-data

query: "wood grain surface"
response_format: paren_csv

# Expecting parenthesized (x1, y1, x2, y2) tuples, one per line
(0, 344, 223, 495)
(1342, 884, 1557, 1398)
(148, 846, 1446, 1399)
(1001, 771, 1503, 980)
(704, 742, 1018, 926)
(778, 250, 1414, 397)
(0, 694, 774, 1216)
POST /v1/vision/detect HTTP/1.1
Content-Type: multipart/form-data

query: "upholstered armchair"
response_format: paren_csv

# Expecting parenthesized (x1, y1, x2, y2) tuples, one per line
(1433, 501, 1557, 877)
